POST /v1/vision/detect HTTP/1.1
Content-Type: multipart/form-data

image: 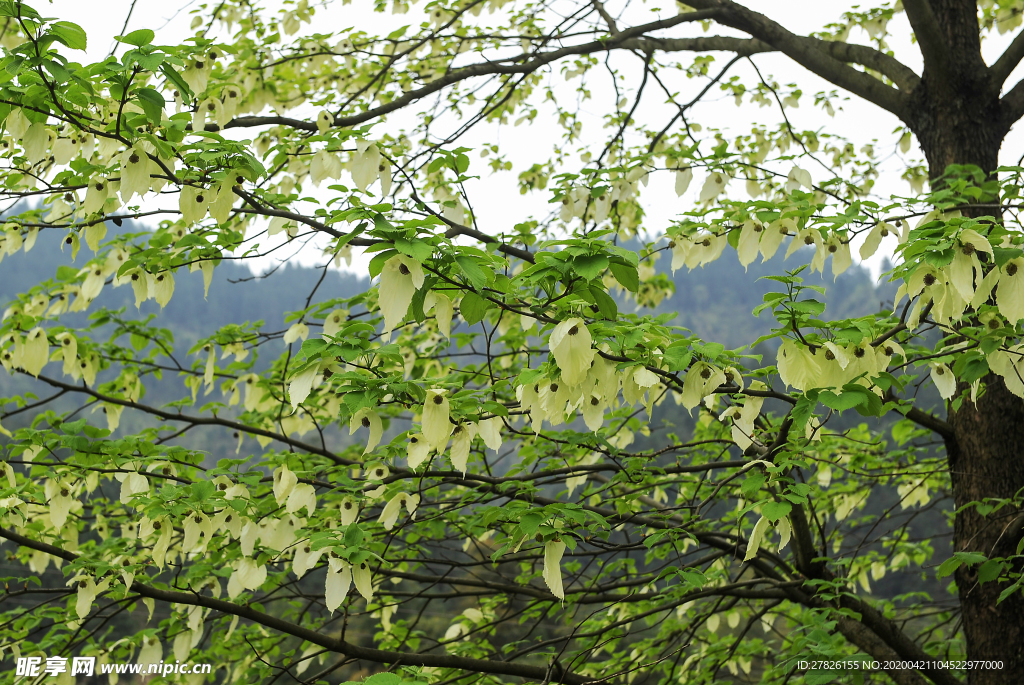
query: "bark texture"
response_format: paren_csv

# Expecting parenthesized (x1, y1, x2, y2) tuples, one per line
(899, 4, 1024, 682)
(906, 0, 1005, 179)
(945, 378, 1024, 685)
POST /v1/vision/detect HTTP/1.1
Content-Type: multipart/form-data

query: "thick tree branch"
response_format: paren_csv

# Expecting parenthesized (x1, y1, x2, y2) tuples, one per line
(836, 617, 932, 685)
(208, 16, 914, 137)
(903, 406, 954, 440)
(219, 10, 722, 134)
(902, 0, 952, 86)
(444, 221, 534, 263)
(0, 527, 591, 685)
(819, 41, 921, 93)
(678, 0, 910, 119)
(883, 386, 955, 440)
(838, 595, 963, 685)
(644, 36, 918, 92)
(990, 28, 1024, 90)
(1000, 77, 1024, 129)
(591, 0, 620, 34)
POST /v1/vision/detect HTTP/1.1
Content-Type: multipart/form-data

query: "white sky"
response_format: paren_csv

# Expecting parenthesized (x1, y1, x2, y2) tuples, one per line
(36, 0, 1024, 280)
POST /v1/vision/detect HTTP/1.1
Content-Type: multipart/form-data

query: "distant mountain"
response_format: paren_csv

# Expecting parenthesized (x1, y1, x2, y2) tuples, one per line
(641, 242, 899, 350)
(0, 221, 369, 455)
(0, 220, 369, 352)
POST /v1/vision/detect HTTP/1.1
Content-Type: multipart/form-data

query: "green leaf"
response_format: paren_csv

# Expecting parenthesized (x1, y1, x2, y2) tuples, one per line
(344, 524, 364, 548)
(0, 2, 41, 19)
(50, 21, 87, 50)
(81, 425, 110, 439)
(190, 481, 215, 502)
(460, 292, 492, 325)
(936, 557, 962, 579)
(517, 368, 545, 387)
(790, 390, 819, 431)
(394, 237, 433, 262)
(978, 559, 1005, 585)
(701, 342, 725, 359)
(676, 567, 708, 590)
(938, 551, 987, 579)
(608, 246, 639, 266)
(410, 282, 428, 322)
(954, 551, 988, 565)
(481, 401, 508, 417)
(135, 88, 164, 123)
(740, 471, 765, 499)
(60, 419, 87, 434)
(159, 62, 193, 100)
(818, 389, 866, 412)
(608, 262, 638, 292)
(300, 338, 328, 359)
(56, 265, 78, 281)
(998, 581, 1024, 604)
(993, 246, 1023, 267)
(519, 512, 545, 536)
(368, 249, 398, 279)
(572, 254, 609, 281)
(924, 248, 955, 268)
(43, 60, 70, 82)
(589, 286, 618, 320)
(790, 299, 825, 316)
(116, 28, 155, 46)
(762, 500, 792, 523)
(662, 343, 692, 372)
(342, 391, 377, 413)
(361, 674, 402, 685)
(456, 256, 490, 290)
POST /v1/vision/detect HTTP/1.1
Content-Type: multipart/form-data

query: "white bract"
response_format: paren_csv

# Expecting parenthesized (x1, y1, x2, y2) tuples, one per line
(378, 255, 424, 337)
(744, 515, 770, 561)
(543, 539, 567, 599)
(70, 576, 110, 618)
(674, 167, 693, 196)
(325, 558, 352, 613)
(698, 172, 729, 203)
(350, 408, 383, 454)
(549, 318, 595, 386)
(378, 492, 420, 530)
(423, 389, 453, 451)
(407, 433, 432, 468)
(449, 422, 477, 474)
(424, 291, 453, 338)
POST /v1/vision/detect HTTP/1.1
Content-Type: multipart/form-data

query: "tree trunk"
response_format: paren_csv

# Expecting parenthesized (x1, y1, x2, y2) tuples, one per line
(901, 3, 1024, 680)
(945, 381, 1024, 685)
(917, 136, 1024, 685)
(904, 10, 1024, 672)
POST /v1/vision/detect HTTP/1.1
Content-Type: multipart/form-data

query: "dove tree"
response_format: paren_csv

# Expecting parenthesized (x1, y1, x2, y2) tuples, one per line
(1, 0, 1024, 684)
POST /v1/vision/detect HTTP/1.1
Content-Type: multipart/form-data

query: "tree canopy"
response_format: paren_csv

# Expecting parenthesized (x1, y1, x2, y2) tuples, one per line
(1, 1, 1024, 684)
